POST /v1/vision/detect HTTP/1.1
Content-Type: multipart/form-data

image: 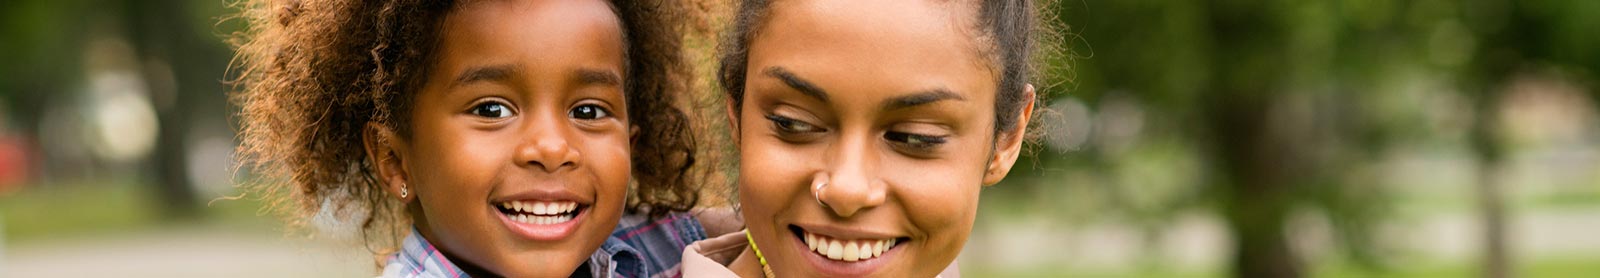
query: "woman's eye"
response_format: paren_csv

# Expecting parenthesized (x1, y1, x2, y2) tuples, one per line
(885, 132, 948, 150)
(569, 104, 610, 120)
(764, 114, 820, 133)
(469, 102, 513, 118)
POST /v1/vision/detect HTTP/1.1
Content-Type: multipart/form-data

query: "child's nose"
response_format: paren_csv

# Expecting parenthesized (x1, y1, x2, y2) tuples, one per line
(515, 122, 580, 172)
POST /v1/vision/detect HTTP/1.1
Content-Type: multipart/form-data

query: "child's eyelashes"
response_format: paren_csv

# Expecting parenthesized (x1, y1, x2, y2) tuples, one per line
(469, 100, 515, 119)
(569, 104, 611, 120)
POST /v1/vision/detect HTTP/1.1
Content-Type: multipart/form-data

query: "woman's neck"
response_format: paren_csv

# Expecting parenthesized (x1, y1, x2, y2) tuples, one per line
(728, 245, 767, 278)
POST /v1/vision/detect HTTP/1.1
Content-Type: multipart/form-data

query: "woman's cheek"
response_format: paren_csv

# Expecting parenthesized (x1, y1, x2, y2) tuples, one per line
(738, 137, 807, 216)
(894, 159, 984, 239)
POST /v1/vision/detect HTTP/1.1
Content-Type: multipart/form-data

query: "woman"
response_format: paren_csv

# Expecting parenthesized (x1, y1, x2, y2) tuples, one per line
(683, 0, 1059, 277)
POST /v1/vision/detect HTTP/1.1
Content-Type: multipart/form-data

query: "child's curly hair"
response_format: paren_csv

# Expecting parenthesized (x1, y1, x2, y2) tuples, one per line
(228, 0, 703, 257)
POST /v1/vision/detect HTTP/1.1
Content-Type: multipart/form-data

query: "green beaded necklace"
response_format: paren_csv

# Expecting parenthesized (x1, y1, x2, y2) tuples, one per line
(746, 230, 776, 278)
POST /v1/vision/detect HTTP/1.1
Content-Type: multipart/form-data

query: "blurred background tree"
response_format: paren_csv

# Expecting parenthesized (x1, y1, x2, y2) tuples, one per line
(979, 0, 1600, 277)
(1, 0, 237, 219)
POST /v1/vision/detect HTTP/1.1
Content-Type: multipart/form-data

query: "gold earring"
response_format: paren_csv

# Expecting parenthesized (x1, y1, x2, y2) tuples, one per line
(400, 183, 408, 198)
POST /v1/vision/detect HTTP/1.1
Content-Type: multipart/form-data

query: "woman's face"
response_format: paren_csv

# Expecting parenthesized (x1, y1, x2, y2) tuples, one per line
(735, 0, 1027, 277)
(370, 0, 632, 276)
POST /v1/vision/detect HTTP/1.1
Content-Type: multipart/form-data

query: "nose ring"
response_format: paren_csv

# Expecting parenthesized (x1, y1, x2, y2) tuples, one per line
(813, 181, 829, 208)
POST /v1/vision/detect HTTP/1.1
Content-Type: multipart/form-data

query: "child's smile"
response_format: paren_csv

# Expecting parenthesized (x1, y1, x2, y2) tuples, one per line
(492, 190, 591, 241)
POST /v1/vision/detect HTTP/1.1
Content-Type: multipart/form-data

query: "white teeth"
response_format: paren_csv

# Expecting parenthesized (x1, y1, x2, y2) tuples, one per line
(807, 233, 818, 251)
(826, 241, 843, 260)
(499, 201, 579, 215)
(507, 213, 575, 225)
(823, 238, 834, 254)
(843, 242, 859, 261)
(802, 231, 898, 262)
(873, 240, 884, 257)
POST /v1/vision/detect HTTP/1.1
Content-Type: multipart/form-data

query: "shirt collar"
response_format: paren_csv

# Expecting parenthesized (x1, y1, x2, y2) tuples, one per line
(385, 228, 644, 278)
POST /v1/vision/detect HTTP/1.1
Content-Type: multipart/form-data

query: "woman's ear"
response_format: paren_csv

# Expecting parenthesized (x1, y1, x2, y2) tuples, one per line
(363, 122, 412, 201)
(982, 84, 1037, 186)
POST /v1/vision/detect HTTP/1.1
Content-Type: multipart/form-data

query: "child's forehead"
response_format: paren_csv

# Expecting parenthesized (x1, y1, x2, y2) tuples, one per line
(433, 0, 627, 78)
(442, 0, 622, 43)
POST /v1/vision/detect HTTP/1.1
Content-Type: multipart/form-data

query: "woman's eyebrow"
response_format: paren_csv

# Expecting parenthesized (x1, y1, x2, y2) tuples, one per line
(764, 66, 830, 102)
(883, 88, 965, 110)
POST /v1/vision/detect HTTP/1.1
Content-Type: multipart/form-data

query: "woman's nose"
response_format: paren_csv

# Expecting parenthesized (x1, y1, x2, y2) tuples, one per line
(815, 138, 886, 217)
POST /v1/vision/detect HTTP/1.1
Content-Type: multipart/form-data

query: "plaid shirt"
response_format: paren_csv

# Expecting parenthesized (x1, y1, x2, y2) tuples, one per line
(381, 212, 706, 278)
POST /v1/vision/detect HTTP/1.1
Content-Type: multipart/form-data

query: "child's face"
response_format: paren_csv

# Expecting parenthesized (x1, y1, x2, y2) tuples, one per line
(734, 0, 1024, 277)
(383, 0, 631, 276)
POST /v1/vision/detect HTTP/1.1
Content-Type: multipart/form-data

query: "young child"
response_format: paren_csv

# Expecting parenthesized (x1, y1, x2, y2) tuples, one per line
(230, 0, 710, 276)
(685, 0, 1062, 277)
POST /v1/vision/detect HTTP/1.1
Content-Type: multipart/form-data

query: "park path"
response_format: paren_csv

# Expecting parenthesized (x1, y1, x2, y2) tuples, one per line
(3, 224, 370, 277)
(5, 208, 1598, 276)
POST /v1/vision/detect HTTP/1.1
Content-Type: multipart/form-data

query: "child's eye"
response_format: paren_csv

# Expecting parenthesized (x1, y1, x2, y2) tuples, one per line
(884, 131, 947, 151)
(764, 114, 822, 134)
(569, 104, 611, 120)
(470, 102, 513, 118)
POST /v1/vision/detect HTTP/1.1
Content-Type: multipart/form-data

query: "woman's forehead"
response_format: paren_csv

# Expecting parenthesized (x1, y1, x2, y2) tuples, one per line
(748, 0, 997, 105)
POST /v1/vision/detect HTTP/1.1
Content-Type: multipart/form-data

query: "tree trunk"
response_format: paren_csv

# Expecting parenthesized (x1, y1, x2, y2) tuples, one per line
(1202, 1, 1304, 276)
(118, 0, 224, 220)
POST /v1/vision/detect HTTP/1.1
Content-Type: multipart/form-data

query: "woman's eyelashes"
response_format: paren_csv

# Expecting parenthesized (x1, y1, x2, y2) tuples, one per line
(764, 112, 951, 153)
(764, 114, 822, 134)
(884, 131, 948, 152)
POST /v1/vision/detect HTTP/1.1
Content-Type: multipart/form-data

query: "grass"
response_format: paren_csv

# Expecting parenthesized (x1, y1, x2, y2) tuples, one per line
(962, 255, 1600, 277)
(0, 181, 276, 243)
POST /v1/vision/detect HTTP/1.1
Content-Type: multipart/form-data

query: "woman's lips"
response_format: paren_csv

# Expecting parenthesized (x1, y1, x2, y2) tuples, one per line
(802, 231, 898, 261)
(494, 200, 586, 241)
(787, 225, 908, 276)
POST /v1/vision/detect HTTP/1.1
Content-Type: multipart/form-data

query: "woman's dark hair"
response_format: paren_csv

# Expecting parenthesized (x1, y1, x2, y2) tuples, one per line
(229, 0, 701, 260)
(717, 0, 1064, 135)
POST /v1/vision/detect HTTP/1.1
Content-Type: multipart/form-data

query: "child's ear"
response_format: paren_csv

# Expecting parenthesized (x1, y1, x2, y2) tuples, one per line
(982, 84, 1037, 186)
(363, 122, 412, 201)
(630, 125, 640, 145)
(724, 96, 741, 145)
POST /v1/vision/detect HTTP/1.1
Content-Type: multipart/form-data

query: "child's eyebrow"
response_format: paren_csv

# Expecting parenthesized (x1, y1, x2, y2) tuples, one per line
(764, 66, 829, 102)
(573, 68, 622, 87)
(453, 65, 620, 89)
(454, 64, 519, 86)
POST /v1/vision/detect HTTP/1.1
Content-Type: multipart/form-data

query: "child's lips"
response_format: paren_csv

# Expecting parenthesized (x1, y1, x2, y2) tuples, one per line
(494, 200, 587, 241)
